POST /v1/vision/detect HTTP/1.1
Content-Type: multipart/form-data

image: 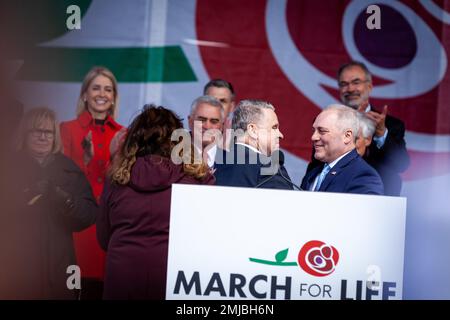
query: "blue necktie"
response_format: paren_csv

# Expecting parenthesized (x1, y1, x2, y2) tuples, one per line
(314, 164, 331, 191)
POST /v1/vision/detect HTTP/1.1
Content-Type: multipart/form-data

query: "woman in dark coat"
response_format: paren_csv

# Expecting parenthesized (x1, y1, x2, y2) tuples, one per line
(97, 105, 214, 300)
(0, 107, 97, 299)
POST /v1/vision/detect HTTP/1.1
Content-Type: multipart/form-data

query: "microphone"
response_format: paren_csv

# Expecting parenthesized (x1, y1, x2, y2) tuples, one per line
(273, 150, 303, 190)
(255, 150, 303, 190)
(255, 172, 277, 188)
(279, 169, 303, 191)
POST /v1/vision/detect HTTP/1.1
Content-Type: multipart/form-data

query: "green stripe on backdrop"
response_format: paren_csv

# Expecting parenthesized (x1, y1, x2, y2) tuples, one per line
(18, 46, 197, 82)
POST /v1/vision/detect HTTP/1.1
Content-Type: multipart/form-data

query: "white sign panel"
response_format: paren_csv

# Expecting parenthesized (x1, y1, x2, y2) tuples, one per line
(166, 185, 407, 300)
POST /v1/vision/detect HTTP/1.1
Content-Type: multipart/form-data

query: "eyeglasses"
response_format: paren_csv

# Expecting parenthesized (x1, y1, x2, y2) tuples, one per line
(338, 79, 370, 89)
(29, 129, 55, 139)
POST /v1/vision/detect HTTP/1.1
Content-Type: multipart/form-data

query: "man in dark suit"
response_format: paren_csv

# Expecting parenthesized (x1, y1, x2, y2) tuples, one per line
(306, 62, 410, 196)
(337, 61, 410, 195)
(214, 100, 294, 190)
(188, 95, 225, 168)
(301, 105, 384, 195)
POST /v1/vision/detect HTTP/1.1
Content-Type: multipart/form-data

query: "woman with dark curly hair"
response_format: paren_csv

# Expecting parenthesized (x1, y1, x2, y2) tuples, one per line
(97, 104, 214, 300)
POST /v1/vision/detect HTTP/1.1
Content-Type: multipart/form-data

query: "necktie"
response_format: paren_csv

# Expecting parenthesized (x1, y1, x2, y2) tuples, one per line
(314, 164, 331, 191)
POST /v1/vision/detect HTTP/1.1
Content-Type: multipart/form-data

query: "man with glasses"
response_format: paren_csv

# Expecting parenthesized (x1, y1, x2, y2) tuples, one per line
(306, 61, 410, 196)
(337, 61, 409, 196)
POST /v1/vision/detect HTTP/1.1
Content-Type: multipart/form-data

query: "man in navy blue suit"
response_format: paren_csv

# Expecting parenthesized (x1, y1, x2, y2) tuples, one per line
(301, 104, 384, 195)
(214, 100, 294, 190)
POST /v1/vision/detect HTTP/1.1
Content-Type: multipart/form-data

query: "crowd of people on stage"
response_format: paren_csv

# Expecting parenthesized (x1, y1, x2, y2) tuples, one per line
(0, 61, 409, 299)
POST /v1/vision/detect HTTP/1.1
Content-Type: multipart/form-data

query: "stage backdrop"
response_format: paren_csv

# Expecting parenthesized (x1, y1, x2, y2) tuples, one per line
(12, 0, 450, 299)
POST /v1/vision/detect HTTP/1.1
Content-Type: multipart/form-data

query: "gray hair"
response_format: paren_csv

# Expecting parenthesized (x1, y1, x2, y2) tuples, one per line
(337, 61, 372, 83)
(357, 112, 376, 138)
(324, 104, 359, 141)
(190, 95, 224, 120)
(232, 99, 275, 131)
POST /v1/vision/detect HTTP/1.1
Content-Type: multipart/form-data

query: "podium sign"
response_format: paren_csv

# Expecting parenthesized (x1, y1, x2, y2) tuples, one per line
(166, 185, 406, 300)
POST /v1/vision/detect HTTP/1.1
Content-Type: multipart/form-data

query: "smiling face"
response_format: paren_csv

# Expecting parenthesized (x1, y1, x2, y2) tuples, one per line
(188, 102, 223, 149)
(84, 75, 115, 119)
(338, 66, 372, 111)
(311, 110, 354, 163)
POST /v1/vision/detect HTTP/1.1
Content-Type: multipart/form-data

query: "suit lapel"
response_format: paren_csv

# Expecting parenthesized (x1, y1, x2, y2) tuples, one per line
(319, 149, 359, 191)
(306, 165, 323, 190)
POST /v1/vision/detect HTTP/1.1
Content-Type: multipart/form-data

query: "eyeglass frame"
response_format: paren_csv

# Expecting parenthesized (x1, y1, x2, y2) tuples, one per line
(338, 78, 370, 89)
(29, 128, 55, 139)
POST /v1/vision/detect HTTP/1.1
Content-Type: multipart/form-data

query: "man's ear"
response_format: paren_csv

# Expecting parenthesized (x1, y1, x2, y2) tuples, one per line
(367, 81, 373, 95)
(344, 129, 354, 144)
(188, 115, 194, 131)
(365, 136, 373, 147)
(247, 123, 258, 140)
(230, 101, 236, 113)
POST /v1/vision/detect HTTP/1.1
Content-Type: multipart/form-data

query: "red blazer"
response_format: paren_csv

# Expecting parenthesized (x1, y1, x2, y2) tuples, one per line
(60, 110, 123, 279)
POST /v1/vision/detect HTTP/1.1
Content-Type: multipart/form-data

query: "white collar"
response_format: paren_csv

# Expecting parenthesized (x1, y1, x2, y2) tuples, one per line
(205, 144, 218, 167)
(235, 142, 261, 154)
(327, 149, 353, 169)
(194, 144, 218, 168)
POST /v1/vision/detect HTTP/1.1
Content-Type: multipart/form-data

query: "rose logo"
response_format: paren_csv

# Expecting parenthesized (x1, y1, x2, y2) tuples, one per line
(298, 240, 339, 277)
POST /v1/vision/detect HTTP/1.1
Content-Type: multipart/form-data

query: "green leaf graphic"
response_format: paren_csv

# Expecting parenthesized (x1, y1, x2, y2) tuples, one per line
(18, 46, 196, 82)
(275, 248, 289, 263)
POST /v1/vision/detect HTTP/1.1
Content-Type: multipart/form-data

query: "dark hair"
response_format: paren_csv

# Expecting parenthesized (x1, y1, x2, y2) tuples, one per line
(110, 104, 208, 184)
(203, 79, 235, 98)
(337, 61, 372, 83)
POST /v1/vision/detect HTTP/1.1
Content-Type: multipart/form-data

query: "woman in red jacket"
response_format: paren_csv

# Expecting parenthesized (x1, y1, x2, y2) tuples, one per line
(60, 66, 124, 298)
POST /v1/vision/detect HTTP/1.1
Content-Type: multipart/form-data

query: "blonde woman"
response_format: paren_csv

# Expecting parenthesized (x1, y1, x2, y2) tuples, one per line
(60, 66, 124, 296)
